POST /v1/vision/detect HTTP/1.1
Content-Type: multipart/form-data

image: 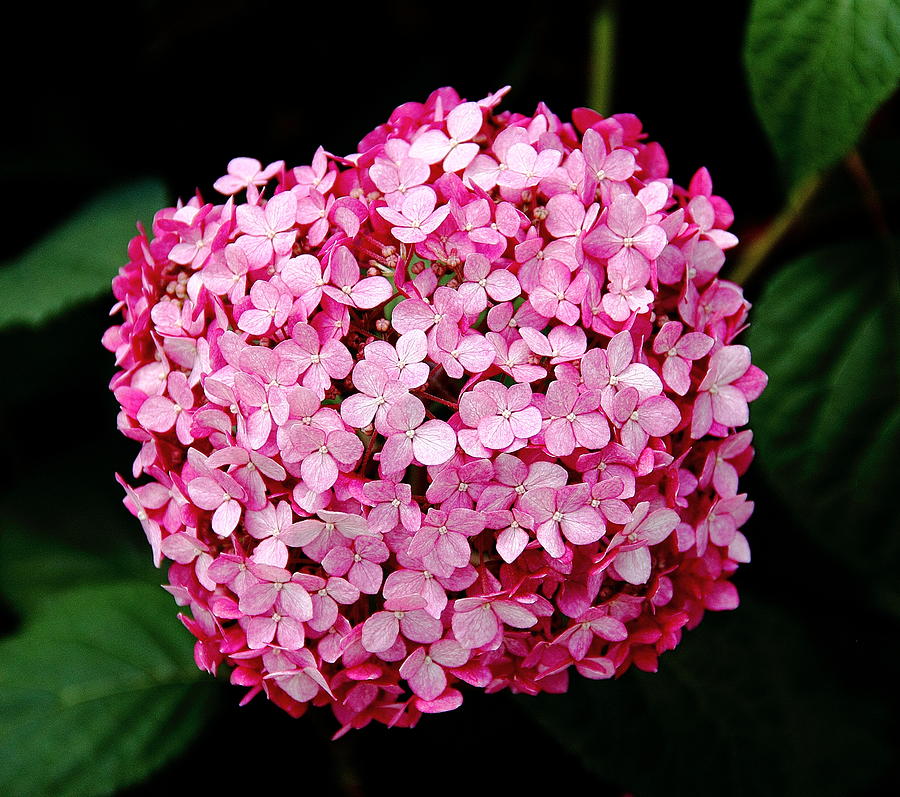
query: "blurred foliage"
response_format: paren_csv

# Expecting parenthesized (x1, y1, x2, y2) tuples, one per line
(747, 240, 900, 609)
(0, 580, 218, 797)
(520, 600, 892, 796)
(746, 0, 900, 187)
(0, 180, 166, 330)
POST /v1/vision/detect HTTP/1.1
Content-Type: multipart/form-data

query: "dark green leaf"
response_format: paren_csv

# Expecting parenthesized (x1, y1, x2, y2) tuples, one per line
(519, 600, 890, 796)
(745, 240, 900, 598)
(0, 581, 217, 797)
(0, 527, 146, 617)
(0, 179, 167, 329)
(745, 0, 900, 185)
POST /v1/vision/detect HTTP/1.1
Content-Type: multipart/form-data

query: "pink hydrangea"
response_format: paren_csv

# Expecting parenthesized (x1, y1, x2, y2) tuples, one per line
(107, 86, 766, 733)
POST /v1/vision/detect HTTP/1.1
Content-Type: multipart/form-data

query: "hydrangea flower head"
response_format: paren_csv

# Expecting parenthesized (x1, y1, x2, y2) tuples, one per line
(106, 86, 766, 733)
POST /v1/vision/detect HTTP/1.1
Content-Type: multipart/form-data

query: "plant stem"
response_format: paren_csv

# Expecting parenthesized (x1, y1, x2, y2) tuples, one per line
(588, 1, 619, 115)
(728, 172, 822, 286)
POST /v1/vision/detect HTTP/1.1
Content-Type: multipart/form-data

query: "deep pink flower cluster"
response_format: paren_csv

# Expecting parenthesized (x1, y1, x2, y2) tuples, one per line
(105, 86, 766, 734)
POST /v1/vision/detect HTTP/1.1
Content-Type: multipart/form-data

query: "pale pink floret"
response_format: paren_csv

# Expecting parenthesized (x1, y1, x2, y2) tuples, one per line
(136, 371, 195, 445)
(451, 595, 538, 649)
(201, 245, 250, 303)
(582, 330, 662, 401)
(370, 142, 430, 202)
(379, 395, 457, 474)
(409, 101, 483, 173)
(391, 286, 463, 336)
(528, 260, 590, 325)
(521, 484, 604, 558)
(458, 380, 541, 452)
(487, 332, 547, 383)
(582, 128, 636, 199)
(456, 253, 521, 315)
(340, 361, 409, 434)
(700, 430, 754, 498)
(610, 386, 681, 455)
(237, 280, 292, 336)
(600, 501, 680, 584)
(322, 535, 390, 594)
(434, 326, 494, 380)
(213, 156, 283, 197)
(497, 142, 562, 190)
(540, 380, 609, 457)
(377, 186, 450, 244)
(363, 330, 429, 389)
(234, 191, 297, 268)
(691, 345, 757, 438)
(362, 479, 422, 534)
(399, 640, 470, 701)
(285, 322, 352, 397)
(284, 425, 363, 493)
(554, 607, 628, 660)
(323, 246, 392, 310)
(584, 193, 666, 274)
(518, 324, 587, 365)
(361, 608, 443, 653)
(245, 500, 306, 568)
(652, 321, 714, 396)
(280, 253, 330, 316)
(407, 508, 485, 575)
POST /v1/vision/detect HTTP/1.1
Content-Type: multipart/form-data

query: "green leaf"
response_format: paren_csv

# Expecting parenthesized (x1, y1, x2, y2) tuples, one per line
(0, 581, 218, 797)
(745, 0, 900, 186)
(746, 240, 900, 596)
(0, 527, 146, 618)
(0, 179, 167, 330)
(518, 600, 891, 796)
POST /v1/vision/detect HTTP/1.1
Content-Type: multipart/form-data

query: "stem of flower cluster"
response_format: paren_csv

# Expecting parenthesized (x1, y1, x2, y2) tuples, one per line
(414, 390, 459, 410)
(728, 171, 822, 286)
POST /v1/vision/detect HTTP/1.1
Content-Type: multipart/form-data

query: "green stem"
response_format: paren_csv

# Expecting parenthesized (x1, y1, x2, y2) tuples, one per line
(728, 172, 823, 286)
(588, 1, 618, 115)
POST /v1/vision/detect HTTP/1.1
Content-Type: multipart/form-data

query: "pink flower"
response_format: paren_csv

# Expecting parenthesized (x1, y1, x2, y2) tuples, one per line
(610, 386, 681, 455)
(691, 345, 762, 438)
(408, 101, 483, 173)
(521, 484, 604, 558)
(322, 535, 390, 594)
(377, 186, 450, 244)
(237, 280, 292, 336)
(457, 380, 541, 452)
(214, 156, 283, 197)
(433, 325, 494, 379)
(108, 86, 766, 730)
(379, 396, 457, 473)
(340, 361, 409, 434)
(451, 595, 537, 649)
(322, 246, 392, 309)
(235, 191, 297, 268)
(136, 371, 196, 445)
(363, 330, 429, 389)
(362, 479, 422, 534)
(652, 321, 714, 396)
(399, 640, 470, 701)
(598, 502, 680, 584)
(285, 322, 352, 397)
(528, 260, 590, 325)
(456, 253, 521, 314)
(539, 380, 609, 457)
(407, 508, 485, 574)
(283, 425, 363, 493)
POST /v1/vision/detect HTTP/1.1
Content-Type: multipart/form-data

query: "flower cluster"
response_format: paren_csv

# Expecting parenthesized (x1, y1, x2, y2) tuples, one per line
(105, 86, 766, 734)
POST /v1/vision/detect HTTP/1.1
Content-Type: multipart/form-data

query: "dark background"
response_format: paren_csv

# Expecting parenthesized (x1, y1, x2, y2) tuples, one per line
(2, 1, 897, 794)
